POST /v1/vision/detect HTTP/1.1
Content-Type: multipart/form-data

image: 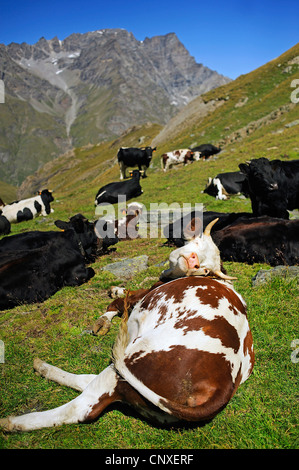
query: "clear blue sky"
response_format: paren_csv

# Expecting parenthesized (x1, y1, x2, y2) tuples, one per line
(0, 0, 298, 79)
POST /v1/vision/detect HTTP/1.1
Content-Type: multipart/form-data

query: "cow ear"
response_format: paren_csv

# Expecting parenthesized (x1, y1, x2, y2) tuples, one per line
(184, 217, 202, 240)
(55, 220, 69, 231)
(239, 163, 249, 174)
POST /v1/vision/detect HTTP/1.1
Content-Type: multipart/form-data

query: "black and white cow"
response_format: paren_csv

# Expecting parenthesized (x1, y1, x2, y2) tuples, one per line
(0, 219, 254, 431)
(117, 147, 156, 180)
(1, 190, 54, 223)
(191, 144, 221, 160)
(204, 172, 249, 200)
(0, 214, 118, 310)
(239, 158, 299, 219)
(95, 170, 143, 206)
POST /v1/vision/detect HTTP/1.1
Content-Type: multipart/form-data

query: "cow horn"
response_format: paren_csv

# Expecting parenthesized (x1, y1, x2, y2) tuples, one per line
(203, 218, 219, 236)
(214, 270, 237, 281)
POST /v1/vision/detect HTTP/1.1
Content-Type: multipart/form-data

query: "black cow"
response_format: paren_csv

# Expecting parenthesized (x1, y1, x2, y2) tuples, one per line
(239, 158, 299, 219)
(0, 214, 118, 262)
(164, 210, 253, 247)
(212, 216, 299, 266)
(0, 214, 118, 310)
(191, 144, 221, 160)
(0, 213, 11, 236)
(117, 147, 156, 179)
(203, 171, 249, 200)
(95, 170, 143, 206)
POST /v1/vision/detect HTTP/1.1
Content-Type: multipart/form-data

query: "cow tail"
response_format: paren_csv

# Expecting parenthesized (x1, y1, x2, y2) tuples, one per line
(111, 290, 131, 363)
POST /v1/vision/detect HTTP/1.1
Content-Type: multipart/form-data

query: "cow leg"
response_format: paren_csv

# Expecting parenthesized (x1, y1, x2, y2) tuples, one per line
(92, 282, 164, 335)
(33, 358, 97, 392)
(0, 365, 119, 432)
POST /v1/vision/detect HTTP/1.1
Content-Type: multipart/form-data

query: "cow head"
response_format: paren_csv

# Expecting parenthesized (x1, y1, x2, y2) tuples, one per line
(160, 218, 236, 281)
(239, 158, 288, 217)
(144, 146, 156, 160)
(55, 213, 116, 261)
(129, 169, 143, 178)
(39, 189, 54, 204)
(239, 158, 279, 195)
(203, 178, 219, 198)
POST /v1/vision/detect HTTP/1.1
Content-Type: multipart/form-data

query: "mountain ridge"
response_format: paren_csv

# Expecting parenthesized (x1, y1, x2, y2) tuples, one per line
(0, 29, 230, 186)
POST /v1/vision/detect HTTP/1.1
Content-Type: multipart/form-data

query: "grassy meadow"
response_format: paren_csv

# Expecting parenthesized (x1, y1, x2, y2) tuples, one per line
(0, 138, 298, 449)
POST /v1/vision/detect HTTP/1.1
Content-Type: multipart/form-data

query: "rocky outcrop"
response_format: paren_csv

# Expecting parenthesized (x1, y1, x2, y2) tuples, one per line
(102, 255, 149, 279)
(252, 265, 299, 286)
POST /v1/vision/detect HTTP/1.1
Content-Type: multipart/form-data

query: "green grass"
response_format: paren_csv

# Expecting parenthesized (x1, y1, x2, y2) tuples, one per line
(0, 252, 298, 449)
(0, 186, 298, 449)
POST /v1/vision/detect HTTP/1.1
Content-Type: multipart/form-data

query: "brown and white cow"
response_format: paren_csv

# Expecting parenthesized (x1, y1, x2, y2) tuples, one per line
(161, 149, 194, 172)
(0, 219, 254, 432)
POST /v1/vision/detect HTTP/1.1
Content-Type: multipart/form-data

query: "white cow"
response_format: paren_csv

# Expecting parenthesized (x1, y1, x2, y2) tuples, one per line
(0, 219, 254, 432)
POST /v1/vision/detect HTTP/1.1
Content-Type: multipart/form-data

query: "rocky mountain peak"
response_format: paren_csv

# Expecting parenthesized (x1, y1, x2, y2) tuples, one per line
(0, 29, 231, 185)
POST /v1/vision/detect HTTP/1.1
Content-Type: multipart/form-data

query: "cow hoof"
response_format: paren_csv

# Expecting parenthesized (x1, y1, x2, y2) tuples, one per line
(0, 417, 13, 432)
(92, 317, 111, 336)
(109, 286, 126, 298)
(33, 358, 47, 376)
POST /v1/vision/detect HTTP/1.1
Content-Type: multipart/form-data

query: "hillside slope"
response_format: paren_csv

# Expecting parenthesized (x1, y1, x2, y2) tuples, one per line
(18, 42, 299, 213)
(152, 42, 299, 158)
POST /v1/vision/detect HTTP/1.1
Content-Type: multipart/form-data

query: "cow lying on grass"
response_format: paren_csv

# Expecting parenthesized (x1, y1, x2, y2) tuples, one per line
(203, 171, 248, 200)
(0, 214, 118, 311)
(1, 190, 54, 223)
(95, 170, 143, 206)
(212, 215, 299, 266)
(0, 219, 254, 431)
(165, 211, 299, 266)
